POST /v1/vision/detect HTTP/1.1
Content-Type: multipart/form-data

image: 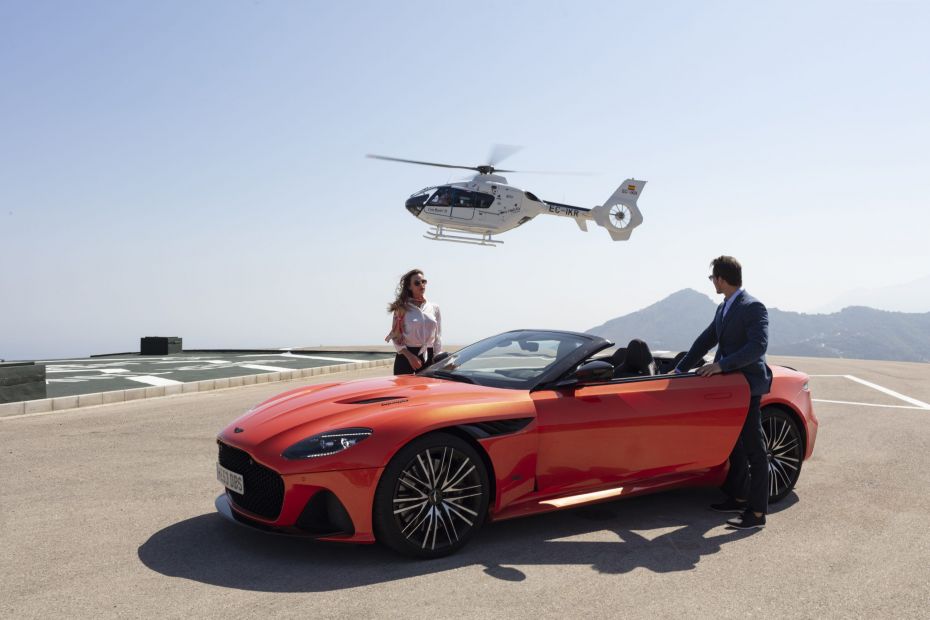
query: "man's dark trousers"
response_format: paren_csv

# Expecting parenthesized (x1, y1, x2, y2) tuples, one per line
(723, 394, 768, 514)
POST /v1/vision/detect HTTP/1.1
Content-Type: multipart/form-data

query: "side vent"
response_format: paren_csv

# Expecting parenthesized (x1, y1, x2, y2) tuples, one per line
(459, 417, 534, 439)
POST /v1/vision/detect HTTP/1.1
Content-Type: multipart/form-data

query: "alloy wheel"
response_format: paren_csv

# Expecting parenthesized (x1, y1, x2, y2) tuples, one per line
(392, 446, 484, 552)
(762, 408, 803, 502)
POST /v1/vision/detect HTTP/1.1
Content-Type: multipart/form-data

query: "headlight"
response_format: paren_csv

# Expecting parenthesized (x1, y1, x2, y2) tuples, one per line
(802, 381, 810, 392)
(281, 428, 373, 460)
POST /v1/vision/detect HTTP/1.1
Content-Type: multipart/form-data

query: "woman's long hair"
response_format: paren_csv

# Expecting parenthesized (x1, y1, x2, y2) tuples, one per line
(387, 268, 424, 314)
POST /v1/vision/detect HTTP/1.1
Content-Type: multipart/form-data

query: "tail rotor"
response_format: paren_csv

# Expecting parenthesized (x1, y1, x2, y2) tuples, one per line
(591, 179, 646, 241)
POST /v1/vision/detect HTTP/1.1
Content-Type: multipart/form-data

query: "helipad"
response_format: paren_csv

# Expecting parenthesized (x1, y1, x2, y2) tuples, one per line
(38, 350, 392, 397)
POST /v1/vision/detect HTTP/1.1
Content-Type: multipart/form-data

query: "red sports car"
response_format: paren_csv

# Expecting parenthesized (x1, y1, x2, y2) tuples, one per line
(215, 330, 817, 557)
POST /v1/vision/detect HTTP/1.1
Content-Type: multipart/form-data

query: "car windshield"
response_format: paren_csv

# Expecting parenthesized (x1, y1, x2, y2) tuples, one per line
(420, 331, 590, 390)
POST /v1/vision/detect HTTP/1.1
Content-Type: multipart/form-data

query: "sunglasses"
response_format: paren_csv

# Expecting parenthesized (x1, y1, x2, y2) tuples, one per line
(413, 279, 427, 286)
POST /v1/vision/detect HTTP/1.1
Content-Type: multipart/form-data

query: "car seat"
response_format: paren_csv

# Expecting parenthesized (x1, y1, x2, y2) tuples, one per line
(607, 347, 627, 367)
(613, 339, 657, 378)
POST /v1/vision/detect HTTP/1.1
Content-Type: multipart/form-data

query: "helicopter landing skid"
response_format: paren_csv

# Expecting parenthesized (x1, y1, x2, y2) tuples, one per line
(423, 225, 503, 247)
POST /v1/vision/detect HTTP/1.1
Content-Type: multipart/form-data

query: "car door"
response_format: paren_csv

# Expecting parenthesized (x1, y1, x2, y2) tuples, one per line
(531, 373, 749, 495)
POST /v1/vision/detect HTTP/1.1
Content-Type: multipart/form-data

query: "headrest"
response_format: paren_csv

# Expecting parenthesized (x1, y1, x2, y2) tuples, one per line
(621, 338, 655, 375)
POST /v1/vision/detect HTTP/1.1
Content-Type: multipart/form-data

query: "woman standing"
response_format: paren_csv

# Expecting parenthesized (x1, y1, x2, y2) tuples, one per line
(385, 268, 442, 375)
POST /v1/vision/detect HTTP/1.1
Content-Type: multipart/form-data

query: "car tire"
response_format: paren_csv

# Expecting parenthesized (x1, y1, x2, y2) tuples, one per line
(373, 432, 490, 558)
(762, 406, 803, 504)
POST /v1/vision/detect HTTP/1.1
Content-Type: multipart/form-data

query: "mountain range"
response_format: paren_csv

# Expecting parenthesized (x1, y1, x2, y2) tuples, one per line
(586, 289, 930, 363)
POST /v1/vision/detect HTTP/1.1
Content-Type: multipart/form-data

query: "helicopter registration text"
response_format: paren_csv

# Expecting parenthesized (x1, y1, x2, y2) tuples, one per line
(548, 205, 584, 217)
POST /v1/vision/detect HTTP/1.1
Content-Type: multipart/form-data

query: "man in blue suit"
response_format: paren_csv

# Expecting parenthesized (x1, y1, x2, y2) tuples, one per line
(674, 256, 772, 529)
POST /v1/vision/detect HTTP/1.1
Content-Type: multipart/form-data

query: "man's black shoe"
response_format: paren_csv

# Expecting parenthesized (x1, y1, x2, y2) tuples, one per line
(710, 498, 748, 513)
(726, 510, 766, 529)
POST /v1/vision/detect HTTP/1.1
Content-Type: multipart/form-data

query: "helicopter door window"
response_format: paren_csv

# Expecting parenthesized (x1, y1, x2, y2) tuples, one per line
(475, 193, 494, 208)
(451, 189, 475, 208)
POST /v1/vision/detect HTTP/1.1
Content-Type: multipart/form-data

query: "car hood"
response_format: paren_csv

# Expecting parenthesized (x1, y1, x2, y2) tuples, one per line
(219, 374, 531, 467)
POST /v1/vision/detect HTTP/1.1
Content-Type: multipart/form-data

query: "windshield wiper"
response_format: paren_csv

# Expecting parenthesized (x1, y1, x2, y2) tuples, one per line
(429, 370, 476, 384)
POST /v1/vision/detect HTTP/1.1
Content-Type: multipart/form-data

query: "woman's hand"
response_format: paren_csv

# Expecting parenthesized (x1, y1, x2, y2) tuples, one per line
(403, 350, 423, 370)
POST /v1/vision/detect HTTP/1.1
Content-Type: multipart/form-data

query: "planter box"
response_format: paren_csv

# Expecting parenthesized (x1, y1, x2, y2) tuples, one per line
(140, 337, 182, 355)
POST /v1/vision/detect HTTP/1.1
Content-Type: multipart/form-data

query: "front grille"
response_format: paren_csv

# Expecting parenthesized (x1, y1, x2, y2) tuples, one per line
(218, 441, 285, 520)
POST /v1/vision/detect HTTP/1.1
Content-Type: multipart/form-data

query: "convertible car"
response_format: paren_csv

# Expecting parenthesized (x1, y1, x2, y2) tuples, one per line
(215, 330, 818, 558)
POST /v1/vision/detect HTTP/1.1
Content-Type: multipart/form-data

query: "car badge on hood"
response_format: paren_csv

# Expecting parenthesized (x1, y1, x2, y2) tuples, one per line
(234, 427, 244, 433)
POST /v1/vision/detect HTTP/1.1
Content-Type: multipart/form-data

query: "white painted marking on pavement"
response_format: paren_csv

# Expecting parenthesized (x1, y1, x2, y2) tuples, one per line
(285, 354, 371, 363)
(808, 374, 930, 410)
(2, 410, 72, 421)
(239, 364, 296, 373)
(99, 369, 129, 374)
(812, 398, 929, 411)
(126, 375, 183, 386)
(842, 375, 930, 410)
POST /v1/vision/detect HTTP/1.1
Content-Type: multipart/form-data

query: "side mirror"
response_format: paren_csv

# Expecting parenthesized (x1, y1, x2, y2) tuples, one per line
(555, 360, 614, 388)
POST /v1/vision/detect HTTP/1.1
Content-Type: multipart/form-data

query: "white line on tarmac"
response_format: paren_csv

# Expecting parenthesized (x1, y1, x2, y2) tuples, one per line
(808, 374, 930, 410)
(842, 375, 930, 409)
(239, 364, 296, 373)
(126, 375, 183, 386)
(284, 354, 372, 363)
(812, 398, 929, 411)
(2, 410, 76, 421)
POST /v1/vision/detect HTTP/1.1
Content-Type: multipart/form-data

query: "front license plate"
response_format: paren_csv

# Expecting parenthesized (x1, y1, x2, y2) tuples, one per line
(216, 463, 245, 494)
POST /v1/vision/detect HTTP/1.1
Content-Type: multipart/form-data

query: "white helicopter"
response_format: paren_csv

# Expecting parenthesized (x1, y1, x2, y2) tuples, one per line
(367, 148, 647, 247)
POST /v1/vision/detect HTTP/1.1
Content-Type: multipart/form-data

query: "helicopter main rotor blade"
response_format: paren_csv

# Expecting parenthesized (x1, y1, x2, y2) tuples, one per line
(487, 143, 523, 167)
(366, 154, 479, 172)
(489, 168, 594, 176)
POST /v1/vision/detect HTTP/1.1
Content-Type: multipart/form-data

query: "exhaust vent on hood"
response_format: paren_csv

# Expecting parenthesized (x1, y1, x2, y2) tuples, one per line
(340, 396, 408, 405)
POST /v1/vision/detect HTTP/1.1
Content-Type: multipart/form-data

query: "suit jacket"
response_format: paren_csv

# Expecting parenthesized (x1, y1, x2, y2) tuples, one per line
(675, 290, 772, 395)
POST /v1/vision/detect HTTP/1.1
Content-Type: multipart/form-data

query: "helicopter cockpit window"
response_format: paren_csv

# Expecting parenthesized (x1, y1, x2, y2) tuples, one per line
(427, 187, 453, 207)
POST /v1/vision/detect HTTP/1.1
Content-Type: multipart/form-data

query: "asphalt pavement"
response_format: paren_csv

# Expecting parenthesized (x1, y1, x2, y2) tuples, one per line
(2, 356, 929, 619)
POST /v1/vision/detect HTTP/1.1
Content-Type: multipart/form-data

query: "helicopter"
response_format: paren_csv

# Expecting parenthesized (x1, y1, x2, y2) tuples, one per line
(367, 149, 647, 247)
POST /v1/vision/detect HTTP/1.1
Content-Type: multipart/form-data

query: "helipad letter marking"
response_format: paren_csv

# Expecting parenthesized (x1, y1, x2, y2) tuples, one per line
(126, 375, 183, 387)
(239, 364, 295, 373)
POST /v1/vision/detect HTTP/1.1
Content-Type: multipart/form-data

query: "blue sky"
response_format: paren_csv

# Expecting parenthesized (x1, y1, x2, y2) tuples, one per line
(2, 1, 929, 360)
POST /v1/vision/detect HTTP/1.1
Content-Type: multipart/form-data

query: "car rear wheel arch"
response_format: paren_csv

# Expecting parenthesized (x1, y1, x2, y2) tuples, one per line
(761, 404, 805, 504)
(762, 402, 807, 457)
